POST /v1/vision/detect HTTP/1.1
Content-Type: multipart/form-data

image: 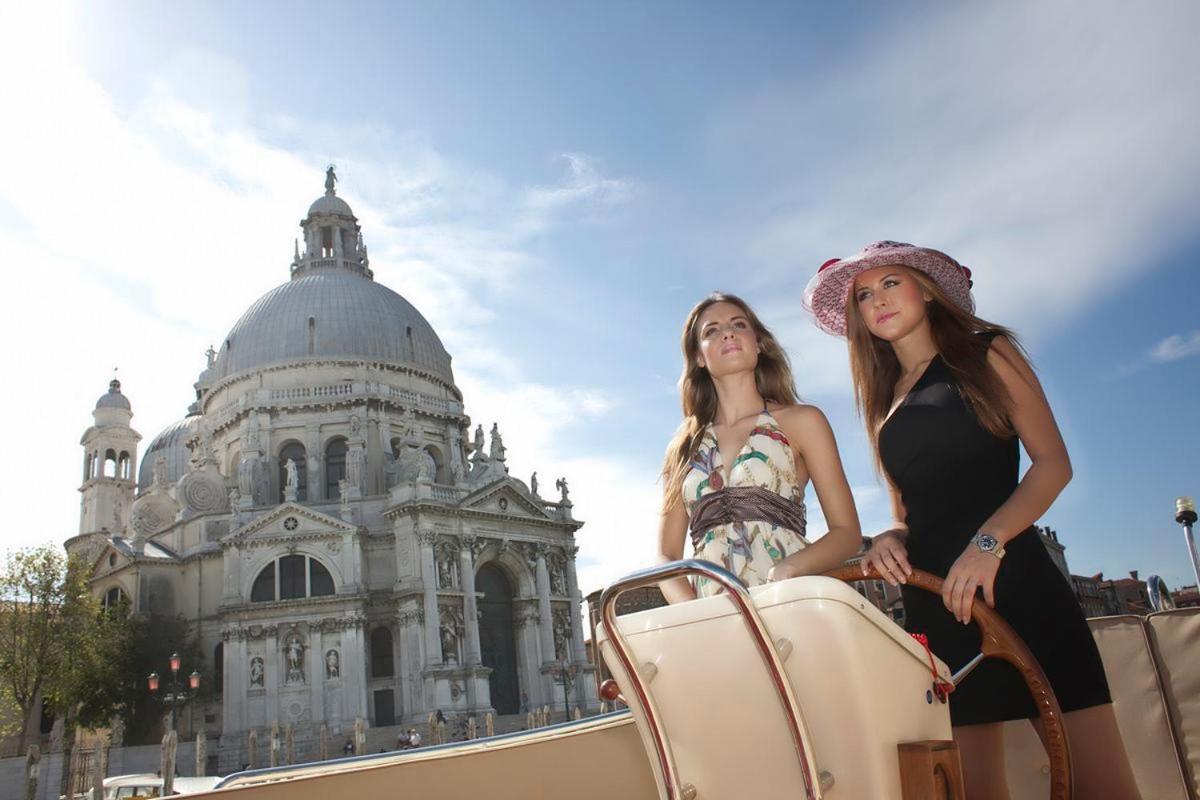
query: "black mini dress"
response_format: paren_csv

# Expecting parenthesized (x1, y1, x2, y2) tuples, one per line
(879, 337, 1111, 726)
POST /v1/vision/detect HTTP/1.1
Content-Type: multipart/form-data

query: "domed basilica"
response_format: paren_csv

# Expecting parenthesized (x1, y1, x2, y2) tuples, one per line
(65, 169, 597, 769)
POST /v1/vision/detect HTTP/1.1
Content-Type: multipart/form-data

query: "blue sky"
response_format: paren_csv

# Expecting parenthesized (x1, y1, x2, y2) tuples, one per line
(1, 1, 1197, 596)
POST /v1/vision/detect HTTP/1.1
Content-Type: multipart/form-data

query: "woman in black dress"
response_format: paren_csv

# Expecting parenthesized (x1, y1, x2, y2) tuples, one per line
(804, 241, 1140, 800)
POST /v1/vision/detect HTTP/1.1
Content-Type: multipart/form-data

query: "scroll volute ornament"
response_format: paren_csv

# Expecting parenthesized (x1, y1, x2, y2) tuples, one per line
(825, 564, 1073, 800)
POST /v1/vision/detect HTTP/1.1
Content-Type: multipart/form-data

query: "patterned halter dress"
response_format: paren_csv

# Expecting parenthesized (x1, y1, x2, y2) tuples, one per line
(682, 408, 810, 597)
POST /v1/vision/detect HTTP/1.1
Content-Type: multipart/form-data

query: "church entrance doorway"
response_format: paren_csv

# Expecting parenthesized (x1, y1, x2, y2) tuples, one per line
(373, 689, 395, 727)
(477, 563, 519, 714)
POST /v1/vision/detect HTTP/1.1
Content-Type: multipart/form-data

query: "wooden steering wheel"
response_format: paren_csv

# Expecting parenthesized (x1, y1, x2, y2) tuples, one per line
(825, 564, 1073, 800)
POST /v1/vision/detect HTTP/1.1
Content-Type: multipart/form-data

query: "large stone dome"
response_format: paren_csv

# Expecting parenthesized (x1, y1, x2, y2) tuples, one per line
(210, 268, 454, 384)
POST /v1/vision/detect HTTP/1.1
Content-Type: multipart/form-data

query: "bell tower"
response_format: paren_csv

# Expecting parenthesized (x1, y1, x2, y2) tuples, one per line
(79, 379, 141, 536)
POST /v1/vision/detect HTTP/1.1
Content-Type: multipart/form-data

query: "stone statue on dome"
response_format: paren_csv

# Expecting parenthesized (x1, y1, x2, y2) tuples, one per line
(325, 165, 337, 195)
(472, 424, 485, 456)
(489, 423, 506, 462)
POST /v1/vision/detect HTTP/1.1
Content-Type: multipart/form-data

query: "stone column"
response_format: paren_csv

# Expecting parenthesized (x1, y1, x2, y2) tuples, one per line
(264, 626, 280, 722)
(418, 530, 441, 666)
(356, 622, 370, 722)
(309, 626, 325, 724)
(341, 531, 360, 594)
(459, 537, 482, 666)
(222, 546, 242, 603)
(564, 546, 588, 664)
(221, 631, 245, 736)
(340, 621, 368, 722)
(534, 546, 556, 664)
(306, 424, 321, 502)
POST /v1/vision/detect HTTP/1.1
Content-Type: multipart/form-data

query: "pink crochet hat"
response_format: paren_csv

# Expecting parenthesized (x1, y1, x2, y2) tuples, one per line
(803, 240, 975, 337)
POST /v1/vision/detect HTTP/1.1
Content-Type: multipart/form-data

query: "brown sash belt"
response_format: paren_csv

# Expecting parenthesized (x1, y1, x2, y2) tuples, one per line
(688, 485, 808, 550)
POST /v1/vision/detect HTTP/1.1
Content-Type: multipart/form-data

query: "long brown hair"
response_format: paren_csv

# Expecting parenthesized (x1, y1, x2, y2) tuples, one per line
(661, 292, 798, 512)
(846, 268, 1026, 462)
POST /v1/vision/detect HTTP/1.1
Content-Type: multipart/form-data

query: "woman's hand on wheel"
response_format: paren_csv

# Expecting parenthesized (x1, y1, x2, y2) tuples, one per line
(862, 530, 912, 586)
(943, 546, 1001, 624)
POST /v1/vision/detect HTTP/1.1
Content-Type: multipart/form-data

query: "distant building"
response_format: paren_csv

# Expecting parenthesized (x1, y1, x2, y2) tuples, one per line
(1106, 571, 1152, 615)
(63, 174, 596, 771)
(1171, 584, 1199, 608)
(1037, 527, 1070, 580)
(1071, 574, 1115, 618)
(1071, 571, 1154, 617)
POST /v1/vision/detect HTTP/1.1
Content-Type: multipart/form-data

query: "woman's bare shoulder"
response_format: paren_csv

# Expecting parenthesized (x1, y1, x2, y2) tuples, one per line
(767, 403, 831, 432)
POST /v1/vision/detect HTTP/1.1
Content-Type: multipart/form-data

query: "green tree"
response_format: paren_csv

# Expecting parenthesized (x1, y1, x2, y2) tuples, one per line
(0, 545, 97, 754)
(88, 612, 206, 745)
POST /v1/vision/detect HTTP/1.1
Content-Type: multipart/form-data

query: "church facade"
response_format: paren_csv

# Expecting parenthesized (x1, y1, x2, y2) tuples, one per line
(64, 171, 597, 771)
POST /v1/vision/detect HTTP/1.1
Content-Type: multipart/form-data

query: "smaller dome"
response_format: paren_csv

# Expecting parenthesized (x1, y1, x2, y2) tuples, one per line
(138, 416, 200, 491)
(307, 193, 355, 218)
(96, 379, 131, 410)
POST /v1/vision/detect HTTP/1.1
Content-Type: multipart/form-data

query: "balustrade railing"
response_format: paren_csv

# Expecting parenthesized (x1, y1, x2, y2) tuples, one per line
(207, 383, 462, 431)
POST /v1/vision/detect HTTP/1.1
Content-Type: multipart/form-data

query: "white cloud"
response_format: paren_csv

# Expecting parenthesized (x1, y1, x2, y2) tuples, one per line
(719, 0, 1200, 345)
(1110, 329, 1200, 378)
(1149, 331, 1200, 364)
(525, 153, 633, 214)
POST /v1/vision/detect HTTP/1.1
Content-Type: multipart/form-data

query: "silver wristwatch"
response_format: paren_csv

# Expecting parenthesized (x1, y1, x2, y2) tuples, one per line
(970, 532, 1006, 560)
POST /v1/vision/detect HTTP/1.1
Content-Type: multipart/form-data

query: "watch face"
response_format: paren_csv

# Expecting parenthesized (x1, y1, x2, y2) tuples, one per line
(976, 534, 998, 550)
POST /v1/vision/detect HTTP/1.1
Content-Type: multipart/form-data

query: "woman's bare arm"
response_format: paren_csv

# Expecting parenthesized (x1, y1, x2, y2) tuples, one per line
(977, 336, 1073, 542)
(656, 499, 697, 603)
(768, 405, 862, 579)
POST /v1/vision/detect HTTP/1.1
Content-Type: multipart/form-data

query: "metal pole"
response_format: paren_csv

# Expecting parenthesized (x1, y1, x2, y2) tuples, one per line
(562, 667, 570, 721)
(1177, 497, 1199, 589)
(170, 670, 180, 734)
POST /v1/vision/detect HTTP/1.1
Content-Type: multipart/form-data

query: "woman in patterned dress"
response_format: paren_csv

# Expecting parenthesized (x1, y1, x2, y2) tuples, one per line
(656, 293, 861, 602)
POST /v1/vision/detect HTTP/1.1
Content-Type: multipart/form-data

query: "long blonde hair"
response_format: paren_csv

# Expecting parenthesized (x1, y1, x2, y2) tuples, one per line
(661, 293, 798, 512)
(846, 268, 1024, 462)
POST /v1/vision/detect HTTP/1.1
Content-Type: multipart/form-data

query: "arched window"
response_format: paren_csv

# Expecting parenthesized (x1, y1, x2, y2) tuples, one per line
(102, 586, 126, 612)
(280, 554, 306, 600)
(310, 560, 334, 597)
(278, 442, 307, 502)
(214, 643, 224, 693)
(250, 555, 336, 602)
(421, 448, 439, 482)
(104, 449, 118, 478)
(118, 451, 131, 480)
(325, 439, 348, 499)
(251, 561, 276, 602)
(370, 626, 394, 678)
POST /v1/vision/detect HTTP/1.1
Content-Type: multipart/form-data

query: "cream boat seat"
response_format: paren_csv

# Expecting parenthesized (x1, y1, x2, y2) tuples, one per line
(598, 569, 954, 799)
(1148, 608, 1200, 798)
(1004, 614, 1191, 799)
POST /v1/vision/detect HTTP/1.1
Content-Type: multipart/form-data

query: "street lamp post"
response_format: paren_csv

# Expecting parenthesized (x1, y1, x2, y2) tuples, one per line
(1177, 497, 1199, 590)
(147, 652, 201, 733)
(553, 658, 578, 721)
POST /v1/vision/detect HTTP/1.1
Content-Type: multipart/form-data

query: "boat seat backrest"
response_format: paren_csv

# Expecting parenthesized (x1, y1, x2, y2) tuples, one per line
(1092, 615, 1191, 799)
(1148, 608, 1200, 799)
(1004, 614, 1193, 800)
